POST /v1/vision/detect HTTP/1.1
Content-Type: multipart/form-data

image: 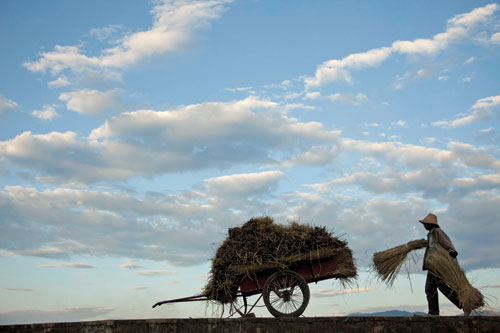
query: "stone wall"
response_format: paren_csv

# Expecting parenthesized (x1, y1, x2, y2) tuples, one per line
(1, 316, 499, 333)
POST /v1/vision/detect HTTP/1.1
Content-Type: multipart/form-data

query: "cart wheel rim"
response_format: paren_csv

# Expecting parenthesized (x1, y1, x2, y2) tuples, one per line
(263, 270, 310, 317)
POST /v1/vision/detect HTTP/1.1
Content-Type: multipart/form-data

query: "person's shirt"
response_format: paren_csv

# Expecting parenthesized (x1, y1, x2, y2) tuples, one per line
(423, 227, 457, 270)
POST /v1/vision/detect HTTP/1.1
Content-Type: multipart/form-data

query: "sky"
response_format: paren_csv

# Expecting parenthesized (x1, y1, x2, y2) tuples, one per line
(1, 0, 500, 325)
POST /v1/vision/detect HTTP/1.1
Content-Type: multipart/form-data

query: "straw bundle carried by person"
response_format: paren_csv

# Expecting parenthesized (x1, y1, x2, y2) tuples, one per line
(426, 245, 484, 314)
(372, 239, 427, 286)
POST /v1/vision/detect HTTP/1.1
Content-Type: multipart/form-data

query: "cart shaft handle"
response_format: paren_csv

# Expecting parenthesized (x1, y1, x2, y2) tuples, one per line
(153, 294, 207, 308)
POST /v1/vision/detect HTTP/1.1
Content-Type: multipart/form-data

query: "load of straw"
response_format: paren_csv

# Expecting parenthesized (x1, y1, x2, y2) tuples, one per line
(426, 245, 484, 314)
(372, 239, 427, 286)
(203, 216, 357, 303)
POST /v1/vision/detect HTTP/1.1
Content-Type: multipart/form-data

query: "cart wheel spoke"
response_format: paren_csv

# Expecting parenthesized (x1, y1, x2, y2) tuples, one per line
(271, 297, 281, 305)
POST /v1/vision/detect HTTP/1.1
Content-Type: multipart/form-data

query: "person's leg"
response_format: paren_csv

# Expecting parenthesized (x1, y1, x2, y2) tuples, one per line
(425, 271, 439, 315)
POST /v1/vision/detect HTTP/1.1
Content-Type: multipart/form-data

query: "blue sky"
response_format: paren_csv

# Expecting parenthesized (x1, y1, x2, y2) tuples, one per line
(1, 0, 500, 324)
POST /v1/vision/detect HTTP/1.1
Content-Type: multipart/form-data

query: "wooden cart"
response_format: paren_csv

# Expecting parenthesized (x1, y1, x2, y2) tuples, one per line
(153, 255, 342, 318)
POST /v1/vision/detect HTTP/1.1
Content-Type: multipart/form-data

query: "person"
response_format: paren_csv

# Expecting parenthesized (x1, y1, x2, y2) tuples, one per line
(419, 213, 467, 316)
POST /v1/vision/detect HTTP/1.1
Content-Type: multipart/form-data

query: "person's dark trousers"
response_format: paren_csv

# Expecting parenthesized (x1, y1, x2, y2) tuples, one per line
(425, 271, 461, 315)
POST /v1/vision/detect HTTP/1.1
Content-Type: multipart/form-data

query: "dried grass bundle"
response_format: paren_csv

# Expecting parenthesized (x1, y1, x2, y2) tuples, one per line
(426, 246, 484, 314)
(203, 216, 357, 303)
(372, 239, 427, 286)
(334, 246, 358, 287)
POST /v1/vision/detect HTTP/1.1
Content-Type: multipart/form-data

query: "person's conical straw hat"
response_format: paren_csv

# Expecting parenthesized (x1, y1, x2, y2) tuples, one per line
(419, 213, 439, 226)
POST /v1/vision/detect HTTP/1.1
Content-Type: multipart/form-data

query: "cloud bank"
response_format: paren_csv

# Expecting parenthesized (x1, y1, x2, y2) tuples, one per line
(304, 4, 498, 88)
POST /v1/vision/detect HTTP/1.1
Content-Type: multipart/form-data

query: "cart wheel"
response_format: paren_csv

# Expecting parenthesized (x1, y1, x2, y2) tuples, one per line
(263, 270, 310, 317)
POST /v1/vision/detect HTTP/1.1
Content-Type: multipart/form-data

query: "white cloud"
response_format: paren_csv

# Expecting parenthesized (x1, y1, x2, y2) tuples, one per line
(24, 0, 232, 76)
(0, 131, 77, 158)
(38, 262, 95, 269)
(90, 24, 123, 41)
(328, 92, 368, 105)
(0, 131, 76, 158)
(59, 89, 122, 116)
(421, 137, 437, 145)
(393, 71, 412, 90)
(444, 189, 500, 269)
(492, 32, 500, 44)
(131, 286, 149, 290)
(478, 128, 494, 135)
(279, 145, 340, 168)
(223, 86, 253, 93)
(305, 91, 320, 100)
(433, 109, 487, 128)
(416, 67, 434, 77)
(14, 96, 331, 179)
(393, 3, 498, 54)
(3, 91, 500, 186)
(301, 173, 499, 267)
(461, 76, 472, 82)
(305, 47, 392, 87)
(0, 94, 18, 114)
(346, 137, 500, 172)
(136, 270, 176, 276)
(474, 127, 500, 144)
(204, 171, 285, 200)
(89, 96, 281, 142)
(0, 169, 291, 265)
(447, 4, 498, 27)
(102, 0, 232, 68)
(432, 93, 500, 128)
(304, 4, 498, 88)
(328, 167, 460, 197)
(2, 135, 500, 270)
(471, 94, 500, 110)
(0, 185, 216, 264)
(283, 92, 302, 100)
(0, 131, 144, 183)
(283, 103, 316, 112)
(4, 288, 34, 292)
(24, 45, 100, 75)
(32, 105, 59, 120)
(120, 260, 142, 269)
(341, 138, 448, 166)
(394, 66, 438, 88)
(448, 141, 500, 170)
(392, 120, 408, 128)
(48, 76, 70, 88)
(453, 174, 500, 190)
(465, 56, 476, 64)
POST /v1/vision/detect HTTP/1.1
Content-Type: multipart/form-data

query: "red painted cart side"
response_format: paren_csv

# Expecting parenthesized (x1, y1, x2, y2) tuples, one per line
(239, 256, 339, 296)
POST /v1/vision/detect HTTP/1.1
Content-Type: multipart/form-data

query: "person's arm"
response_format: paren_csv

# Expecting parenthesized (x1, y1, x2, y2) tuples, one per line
(435, 229, 458, 257)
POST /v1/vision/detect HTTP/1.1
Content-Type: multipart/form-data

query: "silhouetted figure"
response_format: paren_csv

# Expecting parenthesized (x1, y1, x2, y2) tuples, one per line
(419, 213, 464, 316)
